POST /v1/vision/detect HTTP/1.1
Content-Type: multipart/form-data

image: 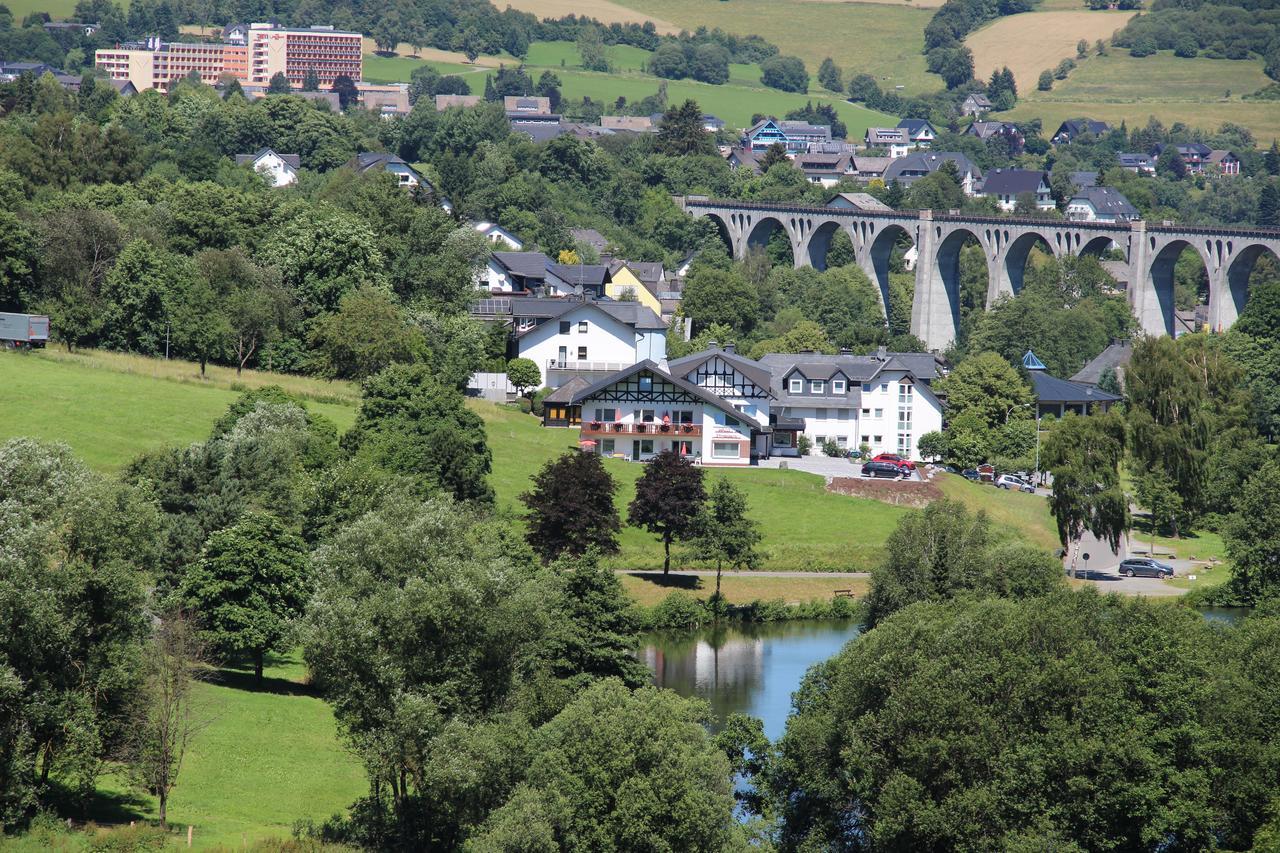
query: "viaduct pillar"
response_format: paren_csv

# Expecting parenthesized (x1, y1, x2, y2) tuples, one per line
(910, 210, 956, 351)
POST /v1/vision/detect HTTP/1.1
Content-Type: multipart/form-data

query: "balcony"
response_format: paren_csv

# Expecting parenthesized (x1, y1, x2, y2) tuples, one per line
(581, 422, 701, 437)
(547, 359, 631, 374)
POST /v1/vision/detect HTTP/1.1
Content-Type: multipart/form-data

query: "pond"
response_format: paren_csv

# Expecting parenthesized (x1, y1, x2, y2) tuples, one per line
(639, 608, 1250, 741)
(639, 619, 862, 741)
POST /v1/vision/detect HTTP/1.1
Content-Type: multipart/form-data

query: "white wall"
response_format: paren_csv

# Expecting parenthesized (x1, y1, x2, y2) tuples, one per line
(516, 305, 648, 386)
(637, 329, 667, 363)
(252, 152, 296, 187)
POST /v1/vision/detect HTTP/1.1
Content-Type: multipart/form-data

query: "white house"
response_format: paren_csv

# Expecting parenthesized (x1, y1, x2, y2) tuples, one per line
(864, 128, 912, 158)
(1065, 186, 1140, 223)
(570, 362, 759, 466)
(757, 350, 945, 459)
(473, 221, 524, 250)
(494, 298, 667, 388)
(978, 168, 1054, 212)
(234, 148, 299, 187)
(668, 344, 776, 458)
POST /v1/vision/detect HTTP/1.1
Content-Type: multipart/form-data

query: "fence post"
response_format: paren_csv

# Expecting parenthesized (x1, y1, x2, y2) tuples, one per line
(187, 825, 193, 847)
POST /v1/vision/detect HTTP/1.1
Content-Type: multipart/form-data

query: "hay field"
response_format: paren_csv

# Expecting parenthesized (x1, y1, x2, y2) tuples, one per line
(966, 10, 1135, 92)
(605, 0, 938, 93)
(799, 0, 945, 7)
(496, 0, 678, 33)
(1002, 51, 1280, 140)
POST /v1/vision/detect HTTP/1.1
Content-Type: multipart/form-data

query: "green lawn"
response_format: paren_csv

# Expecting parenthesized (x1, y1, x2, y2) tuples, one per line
(1003, 50, 1280, 140)
(85, 650, 365, 849)
(0, 350, 354, 471)
(936, 472, 1061, 551)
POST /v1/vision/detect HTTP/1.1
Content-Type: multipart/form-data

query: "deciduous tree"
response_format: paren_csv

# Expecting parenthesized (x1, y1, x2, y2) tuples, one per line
(521, 450, 620, 562)
(1042, 411, 1129, 570)
(688, 477, 760, 595)
(628, 450, 706, 573)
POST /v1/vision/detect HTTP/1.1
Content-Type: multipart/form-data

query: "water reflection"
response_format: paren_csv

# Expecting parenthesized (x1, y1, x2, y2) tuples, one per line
(640, 620, 862, 741)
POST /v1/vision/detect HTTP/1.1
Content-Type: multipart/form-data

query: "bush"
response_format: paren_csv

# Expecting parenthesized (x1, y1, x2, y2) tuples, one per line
(760, 55, 809, 93)
(822, 439, 843, 457)
(515, 397, 532, 414)
(797, 435, 813, 456)
(648, 590, 709, 629)
(530, 386, 551, 416)
(1037, 70, 1053, 91)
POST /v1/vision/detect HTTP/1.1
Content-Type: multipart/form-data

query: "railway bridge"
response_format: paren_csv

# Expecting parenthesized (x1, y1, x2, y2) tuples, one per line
(678, 197, 1280, 351)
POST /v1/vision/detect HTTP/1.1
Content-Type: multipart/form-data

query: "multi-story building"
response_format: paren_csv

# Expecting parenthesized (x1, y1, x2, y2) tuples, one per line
(95, 23, 361, 92)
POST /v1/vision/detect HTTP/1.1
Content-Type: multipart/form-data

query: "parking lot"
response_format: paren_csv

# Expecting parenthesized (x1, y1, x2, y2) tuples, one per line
(759, 455, 923, 481)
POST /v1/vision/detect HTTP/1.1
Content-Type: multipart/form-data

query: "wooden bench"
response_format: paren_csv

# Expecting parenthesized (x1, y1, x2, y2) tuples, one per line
(833, 589, 855, 598)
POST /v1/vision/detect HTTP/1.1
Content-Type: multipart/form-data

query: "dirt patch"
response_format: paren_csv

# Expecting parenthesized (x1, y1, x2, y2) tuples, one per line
(828, 476, 943, 508)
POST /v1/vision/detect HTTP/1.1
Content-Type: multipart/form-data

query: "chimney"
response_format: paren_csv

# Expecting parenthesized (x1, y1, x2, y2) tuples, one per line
(707, 340, 718, 350)
(724, 343, 736, 354)
(877, 345, 887, 359)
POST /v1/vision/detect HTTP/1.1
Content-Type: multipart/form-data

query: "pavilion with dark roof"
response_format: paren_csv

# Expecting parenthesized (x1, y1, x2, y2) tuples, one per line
(1023, 350, 1120, 418)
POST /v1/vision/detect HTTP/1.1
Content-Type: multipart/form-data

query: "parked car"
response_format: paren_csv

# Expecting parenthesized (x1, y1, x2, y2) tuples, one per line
(871, 453, 914, 470)
(1118, 558, 1174, 579)
(996, 475, 1035, 493)
(862, 461, 905, 479)
(961, 469, 981, 481)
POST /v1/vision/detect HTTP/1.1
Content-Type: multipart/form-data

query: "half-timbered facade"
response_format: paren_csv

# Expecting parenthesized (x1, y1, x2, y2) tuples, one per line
(570, 362, 758, 465)
(668, 344, 774, 458)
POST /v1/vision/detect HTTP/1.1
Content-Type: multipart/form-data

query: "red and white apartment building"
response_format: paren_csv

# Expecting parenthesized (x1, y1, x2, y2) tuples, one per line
(95, 23, 361, 92)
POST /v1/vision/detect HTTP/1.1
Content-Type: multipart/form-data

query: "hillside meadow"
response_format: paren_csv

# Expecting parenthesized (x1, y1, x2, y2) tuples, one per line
(966, 9, 1136, 93)
(1002, 49, 1280, 141)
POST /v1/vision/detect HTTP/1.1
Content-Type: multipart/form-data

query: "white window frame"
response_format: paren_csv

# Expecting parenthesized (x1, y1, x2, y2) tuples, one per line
(712, 441, 739, 459)
(578, 320, 588, 333)
(874, 408, 884, 418)
(811, 380, 825, 394)
(832, 379, 846, 394)
(789, 377, 804, 393)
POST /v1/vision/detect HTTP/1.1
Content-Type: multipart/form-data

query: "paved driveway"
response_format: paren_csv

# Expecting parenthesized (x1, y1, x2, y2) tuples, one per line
(759, 455, 922, 481)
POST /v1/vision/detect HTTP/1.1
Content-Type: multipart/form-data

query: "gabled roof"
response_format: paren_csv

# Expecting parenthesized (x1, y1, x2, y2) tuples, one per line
(1070, 171, 1098, 188)
(746, 118, 782, 136)
(897, 118, 936, 136)
(1053, 119, 1110, 140)
(1031, 371, 1121, 405)
(506, 297, 666, 335)
(981, 168, 1048, 196)
(351, 152, 416, 174)
(964, 93, 993, 107)
(883, 152, 981, 184)
(967, 121, 1020, 140)
(542, 375, 592, 404)
(511, 120, 567, 143)
(568, 361, 749, 423)
(667, 345, 775, 395)
(866, 127, 909, 144)
(827, 192, 893, 212)
(1118, 152, 1153, 167)
(493, 252, 551, 278)
(547, 264, 610, 288)
(235, 148, 300, 169)
(1070, 341, 1132, 385)
(624, 261, 664, 284)
(1070, 186, 1139, 218)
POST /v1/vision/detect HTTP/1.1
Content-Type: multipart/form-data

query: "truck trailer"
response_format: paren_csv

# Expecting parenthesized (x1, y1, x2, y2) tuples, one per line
(0, 313, 50, 348)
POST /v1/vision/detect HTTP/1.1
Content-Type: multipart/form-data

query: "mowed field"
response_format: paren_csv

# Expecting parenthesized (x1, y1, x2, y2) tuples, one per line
(1002, 50, 1280, 141)
(496, 0, 678, 33)
(362, 40, 901, 133)
(966, 10, 1136, 93)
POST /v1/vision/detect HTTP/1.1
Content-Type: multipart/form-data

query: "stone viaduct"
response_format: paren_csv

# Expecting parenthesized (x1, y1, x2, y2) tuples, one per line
(678, 196, 1280, 352)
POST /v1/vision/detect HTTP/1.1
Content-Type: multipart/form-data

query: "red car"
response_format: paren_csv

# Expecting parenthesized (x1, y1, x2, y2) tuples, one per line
(871, 453, 915, 471)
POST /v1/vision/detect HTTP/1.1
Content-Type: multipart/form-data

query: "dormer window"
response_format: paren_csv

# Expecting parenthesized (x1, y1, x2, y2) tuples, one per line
(832, 379, 846, 394)
(811, 380, 825, 394)
(789, 377, 804, 393)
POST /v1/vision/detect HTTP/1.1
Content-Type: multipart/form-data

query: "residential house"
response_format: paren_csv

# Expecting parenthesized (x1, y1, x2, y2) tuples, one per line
(979, 168, 1053, 211)
(897, 118, 937, 148)
(847, 156, 893, 182)
(480, 251, 553, 293)
(605, 262, 663, 314)
(1117, 152, 1155, 175)
(1151, 142, 1212, 173)
(864, 127, 912, 158)
(221, 22, 248, 44)
(477, 297, 667, 388)
(601, 115, 654, 132)
(546, 263, 612, 298)
(358, 82, 411, 118)
(702, 114, 725, 132)
(826, 192, 893, 212)
(779, 120, 833, 148)
(1208, 149, 1241, 176)
(1070, 171, 1099, 189)
(504, 95, 553, 117)
(44, 21, 98, 36)
(960, 93, 992, 117)
(758, 350, 945, 459)
(234, 148, 300, 187)
(473, 221, 523, 250)
(569, 361, 758, 465)
(511, 120, 568, 143)
(1070, 339, 1132, 389)
(965, 120, 1025, 154)
(1065, 186, 1139, 223)
(570, 228, 610, 255)
(1050, 119, 1110, 145)
(0, 62, 62, 80)
(882, 152, 983, 195)
(726, 146, 765, 174)
(667, 343, 776, 458)
(346, 152, 452, 210)
(795, 153, 852, 187)
(744, 118, 791, 151)
(1022, 350, 1120, 418)
(435, 94, 481, 110)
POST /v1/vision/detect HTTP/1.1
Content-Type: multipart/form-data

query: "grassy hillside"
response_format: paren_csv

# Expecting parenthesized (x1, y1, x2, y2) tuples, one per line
(966, 10, 1136, 94)
(77, 651, 365, 850)
(363, 40, 900, 133)
(1001, 50, 1280, 141)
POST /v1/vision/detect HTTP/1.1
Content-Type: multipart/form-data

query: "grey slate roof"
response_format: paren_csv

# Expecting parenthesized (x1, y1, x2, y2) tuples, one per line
(667, 345, 776, 395)
(981, 168, 1048, 196)
(547, 264, 610, 288)
(1070, 186, 1139, 219)
(883, 152, 981, 185)
(1070, 341, 1132, 386)
(506, 297, 666, 336)
(494, 252, 551, 279)
(1070, 171, 1098, 188)
(827, 192, 893, 211)
(512, 121, 567, 143)
(542, 375, 592, 404)
(235, 148, 300, 169)
(570, 228, 609, 252)
(1031, 371, 1121, 405)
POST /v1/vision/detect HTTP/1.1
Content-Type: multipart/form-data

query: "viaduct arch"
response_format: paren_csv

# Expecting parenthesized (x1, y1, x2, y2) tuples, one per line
(681, 198, 1280, 351)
